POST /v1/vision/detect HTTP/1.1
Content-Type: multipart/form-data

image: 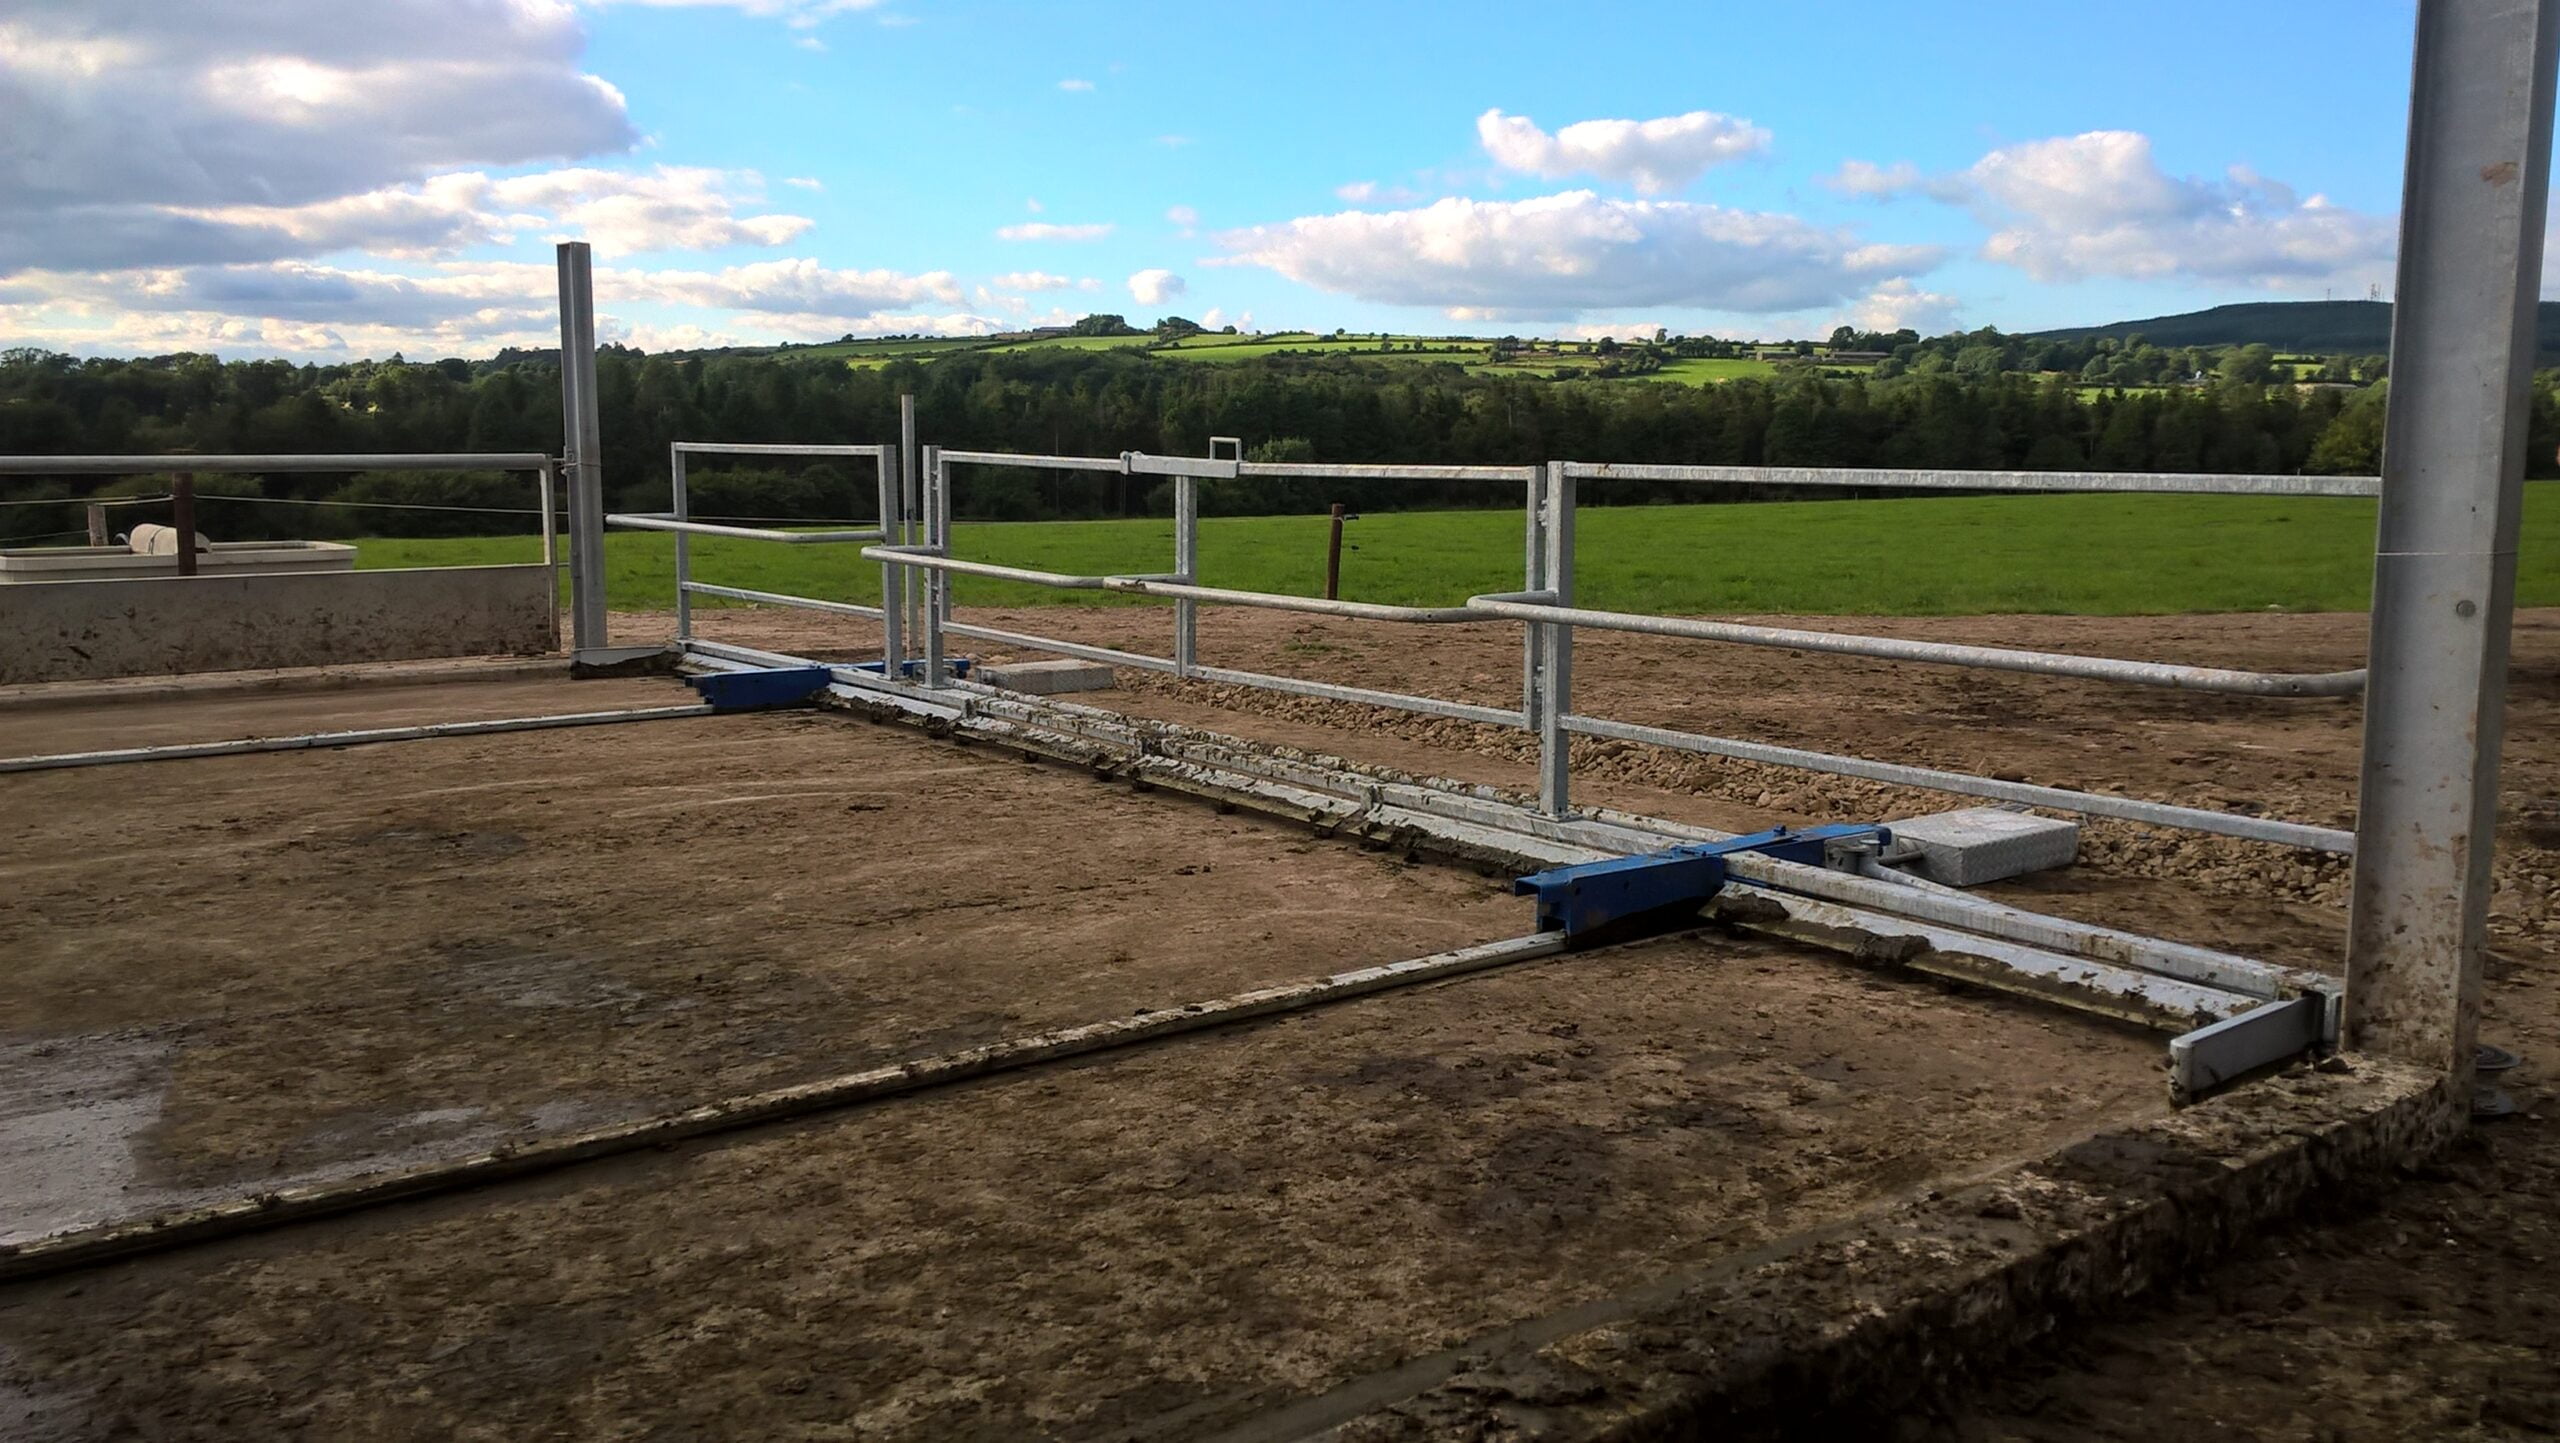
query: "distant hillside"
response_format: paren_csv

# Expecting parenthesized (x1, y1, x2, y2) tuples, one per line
(2024, 299, 2560, 358)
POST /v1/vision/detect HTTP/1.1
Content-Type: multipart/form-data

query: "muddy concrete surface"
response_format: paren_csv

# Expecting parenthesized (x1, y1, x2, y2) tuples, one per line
(636, 602, 2560, 1441)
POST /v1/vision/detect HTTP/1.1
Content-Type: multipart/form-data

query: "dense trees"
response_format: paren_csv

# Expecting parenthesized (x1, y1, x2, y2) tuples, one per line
(3, 342, 2552, 543)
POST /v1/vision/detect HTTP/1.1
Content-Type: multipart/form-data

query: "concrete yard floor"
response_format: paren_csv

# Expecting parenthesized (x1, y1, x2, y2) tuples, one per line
(0, 937, 2162, 1441)
(637, 604, 2560, 1441)
(0, 671, 2171, 1440)
(0, 685, 1525, 1235)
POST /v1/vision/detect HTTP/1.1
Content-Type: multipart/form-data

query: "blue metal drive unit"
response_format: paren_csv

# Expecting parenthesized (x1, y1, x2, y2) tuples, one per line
(685, 665, 834, 712)
(1512, 824, 1889, 938)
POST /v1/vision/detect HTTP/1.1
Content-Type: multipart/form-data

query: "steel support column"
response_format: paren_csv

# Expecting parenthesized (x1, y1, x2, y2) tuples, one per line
(555, 243, 608, 652)
(2346, 0, 2559, 1074)
(1537, 463, 1575, 815)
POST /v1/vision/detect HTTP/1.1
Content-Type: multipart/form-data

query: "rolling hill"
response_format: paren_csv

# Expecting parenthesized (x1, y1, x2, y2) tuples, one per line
(2024, 299, 2560, 358)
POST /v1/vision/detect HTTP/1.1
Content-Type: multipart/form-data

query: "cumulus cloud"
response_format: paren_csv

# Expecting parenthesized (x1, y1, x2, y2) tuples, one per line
(987, 271, 1083, 291)
(488, 167, 813, 252)
(1842, 278, 1961, 334)
(1839, 131, 2397, 289)
(784, 176, 823, 190)
(1822, 159, 1933, 200)
(1, 255, 994, 359)
(1058, 77, 1094, 92)
(1214, 191, 1941, 319)
(1166, 204, 1199, 235)
(1476, 108, 1770, 195)
(0, 2, 635, 216)
(1128, 269, 1186, 305)
(996, 221, 1115, 242)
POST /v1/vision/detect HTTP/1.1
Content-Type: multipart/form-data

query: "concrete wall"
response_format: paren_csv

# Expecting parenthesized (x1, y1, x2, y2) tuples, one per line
(1, 565, 558, 684)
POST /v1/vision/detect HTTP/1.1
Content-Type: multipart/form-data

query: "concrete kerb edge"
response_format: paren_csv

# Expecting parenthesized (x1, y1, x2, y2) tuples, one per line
(1314, 1060, 2460, 1442)
(0, 654, 573, 713)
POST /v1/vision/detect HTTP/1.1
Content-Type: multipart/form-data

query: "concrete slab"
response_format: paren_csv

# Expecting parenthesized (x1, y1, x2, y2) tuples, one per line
(980, 657, 1116, 695)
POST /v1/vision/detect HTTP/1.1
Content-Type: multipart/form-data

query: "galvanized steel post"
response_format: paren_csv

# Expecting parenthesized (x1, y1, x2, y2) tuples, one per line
(555, 243, 608, 652)
(1537, 462, 1575, 816)
(1522, 465, 1547, 723)
(876, 444, 904, 675)
(899, 394, 922, 661)
(2346, 0, 2559, 1075)
(922, 443, 946, 686)
(670, 444, 692, 642)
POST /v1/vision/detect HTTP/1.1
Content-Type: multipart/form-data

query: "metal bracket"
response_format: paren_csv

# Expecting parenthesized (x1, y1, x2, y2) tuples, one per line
(1513, 824, 1889, 938)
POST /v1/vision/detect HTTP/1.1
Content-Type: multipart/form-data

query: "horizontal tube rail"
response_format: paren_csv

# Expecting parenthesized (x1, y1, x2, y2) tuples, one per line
(1560, 461, 2381, 498)
(1235, 461, 1539, 481)
(610, 513, 881, 543)
(939, 621, 1180, 672)
(1186, 665, 1527, 728)
(670, 442, 886, 458)
(0, 705, 716, 774)
(864, 545, 1109, 589)
(681, 581, 885, 620)
(938, 449, 1130, 472)
(1100, 576, 1497, 624)
(1465, 596, 2366, 697)
(1561, 712, 2354, 852)
(0, 452, 552, 475)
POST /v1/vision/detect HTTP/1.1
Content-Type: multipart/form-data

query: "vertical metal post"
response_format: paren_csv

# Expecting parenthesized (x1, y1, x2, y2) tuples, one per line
(1522, 465, 1547, 721)
(556, 243, 607, 652)
(1324, 503, 1347, 600)
(2345, 0, 2559, 1078)
(670, 445, 692, 643)
(170, 473, 196, 576)
(85, 502, 107, 548)
(536, 459, 560, 642)
(1173, 474, 1199, 676)
(876, 445, 903, 676)
(1537, 462, 1575, 816)
(899, 393, 921, 662)
(922, 443, 945, 686)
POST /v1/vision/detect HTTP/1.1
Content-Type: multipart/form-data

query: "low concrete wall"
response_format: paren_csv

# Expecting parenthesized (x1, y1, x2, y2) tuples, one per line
(1, 565, 557, 684)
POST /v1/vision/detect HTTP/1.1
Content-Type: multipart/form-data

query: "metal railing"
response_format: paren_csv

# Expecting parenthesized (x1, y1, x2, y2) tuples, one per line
(807, 447, 2375, 855)
(612, 441, 897, 645)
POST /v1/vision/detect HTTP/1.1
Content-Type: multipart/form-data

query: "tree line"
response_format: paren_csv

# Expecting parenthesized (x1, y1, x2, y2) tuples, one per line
(2, 342, 2549, 542)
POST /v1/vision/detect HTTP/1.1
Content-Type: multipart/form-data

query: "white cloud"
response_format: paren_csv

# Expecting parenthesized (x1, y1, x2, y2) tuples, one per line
(1842, 279, 1961, 334)
(1166, 204, 1198, 237)
(1335, 180, 1422, 206)
(1336, 181, 1379, 203)
(791, 34, 825, 51)
(610, 257, 962, 313)
(1842, 131, 2398, 289)
(1214, 191, 1941, 318)
(586, 0, 886, 26)
(988, 271, 1082, 292)
(996, 221, 1115, 242)
(0, 3, 636, 218)
(783, 176, 823, 190)
(1156, 134, 1193, 148)
(1476, 108, 1770, 195)
(1128, 269, 1186, 306)
(1058, 77, 1094, 92)
(489, 167, 813, 253)
(1822, 160, 1931, 200)
(1025, 197, 1045, 213)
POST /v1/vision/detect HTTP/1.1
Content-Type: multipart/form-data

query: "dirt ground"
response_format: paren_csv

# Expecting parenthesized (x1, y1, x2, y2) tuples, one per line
(0, 678, 2167, 1439)
(645, 601, 2560, 1440)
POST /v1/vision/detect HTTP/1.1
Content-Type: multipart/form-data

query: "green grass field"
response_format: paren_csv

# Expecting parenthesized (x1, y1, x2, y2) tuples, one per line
(357, 484, 2560, 617)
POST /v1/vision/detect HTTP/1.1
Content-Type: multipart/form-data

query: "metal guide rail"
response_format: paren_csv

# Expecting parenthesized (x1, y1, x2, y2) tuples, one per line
(677, 640, 2341, 1102)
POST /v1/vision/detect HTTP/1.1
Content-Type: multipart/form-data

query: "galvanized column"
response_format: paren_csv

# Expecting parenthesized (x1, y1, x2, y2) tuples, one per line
(876, 445, 903, 676)
(670, 444, 692, 643)
(899, 394, 921, 662)
(1522, 465, 1547, 721)
(921, 443, 945, 686)
(2346, 0, 2559, 1076)
(555, 243, 608, 652)
(1173, 474, 1199, 675)
(1537, 462, 1575, 816)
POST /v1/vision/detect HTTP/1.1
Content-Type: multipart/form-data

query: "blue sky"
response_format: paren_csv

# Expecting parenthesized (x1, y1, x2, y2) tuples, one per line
(0, 0, 2475, 359)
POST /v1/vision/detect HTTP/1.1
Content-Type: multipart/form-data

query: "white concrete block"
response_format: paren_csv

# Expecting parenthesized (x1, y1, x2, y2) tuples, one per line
(979, 659, 1116, 695)
(1886, 807, 2079, 887)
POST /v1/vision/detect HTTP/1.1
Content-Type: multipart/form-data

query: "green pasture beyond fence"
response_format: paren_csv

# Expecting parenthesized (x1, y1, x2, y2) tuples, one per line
(351, 485, 2560, 618)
